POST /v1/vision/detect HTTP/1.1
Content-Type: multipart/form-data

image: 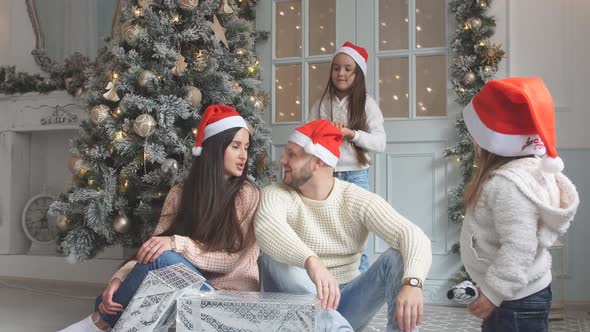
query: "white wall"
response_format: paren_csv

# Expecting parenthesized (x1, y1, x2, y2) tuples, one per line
(502, 0, 590, 303)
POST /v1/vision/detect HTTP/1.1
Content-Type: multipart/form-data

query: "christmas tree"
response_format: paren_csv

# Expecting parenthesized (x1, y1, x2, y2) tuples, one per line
(446, 0, 504, 282)
(49, 0, 272, 261)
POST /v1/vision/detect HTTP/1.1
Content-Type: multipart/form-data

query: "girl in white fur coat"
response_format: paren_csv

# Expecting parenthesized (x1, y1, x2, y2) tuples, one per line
(460, 77, 579, 332)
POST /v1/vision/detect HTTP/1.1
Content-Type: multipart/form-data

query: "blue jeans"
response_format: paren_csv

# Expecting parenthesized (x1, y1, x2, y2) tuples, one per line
(94, 251, 212, 328)
(333, 169, 370, 273)
(482, 286, 552, 332)
(260, 248, 418, 332)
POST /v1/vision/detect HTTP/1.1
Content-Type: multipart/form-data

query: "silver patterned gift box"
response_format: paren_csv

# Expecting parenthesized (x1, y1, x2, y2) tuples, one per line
(176, 291, 320, 332)
(112, 263, 207, 332)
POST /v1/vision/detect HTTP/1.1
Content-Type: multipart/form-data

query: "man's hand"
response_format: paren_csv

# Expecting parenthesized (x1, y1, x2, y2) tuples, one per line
(467, 291, 496, 320)
(394, 285, 424, 332)
(304, 256, 341, 310)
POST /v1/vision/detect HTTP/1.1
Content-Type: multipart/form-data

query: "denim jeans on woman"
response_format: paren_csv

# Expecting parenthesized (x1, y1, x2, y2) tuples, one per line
(94, 251, 212, 328)
(333, 168, 370, 273)
(260, 248, 419, 332)
(482, 286, 552, 332)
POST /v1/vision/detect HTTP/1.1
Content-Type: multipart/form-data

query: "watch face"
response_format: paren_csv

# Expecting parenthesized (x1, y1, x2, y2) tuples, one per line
(410, 278, 419, 286)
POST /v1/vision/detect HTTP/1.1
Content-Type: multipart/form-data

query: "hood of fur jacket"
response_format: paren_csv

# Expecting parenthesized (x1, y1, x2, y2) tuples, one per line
(492, 157, 579, 248)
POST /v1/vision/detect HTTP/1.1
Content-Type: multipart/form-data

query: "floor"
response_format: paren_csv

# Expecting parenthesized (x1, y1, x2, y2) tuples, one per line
(1, 277, 589, 332)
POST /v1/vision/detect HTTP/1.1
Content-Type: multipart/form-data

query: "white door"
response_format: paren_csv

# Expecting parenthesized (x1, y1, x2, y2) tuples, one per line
(256, 0, 459, 303)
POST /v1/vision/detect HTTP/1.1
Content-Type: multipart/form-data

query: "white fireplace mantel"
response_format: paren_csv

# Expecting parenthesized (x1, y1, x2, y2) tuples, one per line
(0, 91, 121, 283)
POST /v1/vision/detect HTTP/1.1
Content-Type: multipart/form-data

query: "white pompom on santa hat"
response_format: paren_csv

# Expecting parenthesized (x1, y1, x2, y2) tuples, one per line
(288, 119, 344, 168)
(463, 77, 564, 172)
(192, 104, 249, 156)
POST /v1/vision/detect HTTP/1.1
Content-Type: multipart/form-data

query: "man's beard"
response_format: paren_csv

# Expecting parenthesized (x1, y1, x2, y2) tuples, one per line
(283, 161, 313, 189)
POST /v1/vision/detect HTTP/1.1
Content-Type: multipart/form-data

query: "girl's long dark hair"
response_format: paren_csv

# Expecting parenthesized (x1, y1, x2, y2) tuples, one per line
(318, 61, 369, 165)
(463, 147, 525, 209)
(160, 127, 256, 253)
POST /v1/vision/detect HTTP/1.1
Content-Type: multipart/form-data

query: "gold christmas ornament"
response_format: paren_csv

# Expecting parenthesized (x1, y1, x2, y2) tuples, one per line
(234, 48, 246, 56)
(123, 24, 144, 44)
(219, 0, 234, 14)
(137, 70, 157, 87)
(467, 17, 482, 31)
(103, 81, 120, 102)
(186, 86, 203, 107)
(119, 176, 129, 192)
(178, 0, 199, 11)
(67, 156, 88, 175)
(55, 214, 70, 232)
(90, 104, 111, 125)
(194, 50, 207, 72)
(231, 80, 242, 93)
(112, 214, 130, 233)
(212, 15, 228, 48)
(171, 15, 181, 24)
(171, 54, 187, 76)
(463, 72, 477, 85)
(482, 44, 504, 65)
(133, 114, 157, 137)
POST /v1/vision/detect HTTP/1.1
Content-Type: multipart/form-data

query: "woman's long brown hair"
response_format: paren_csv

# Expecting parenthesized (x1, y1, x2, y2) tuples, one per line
(463, 147, 524, 209)
(318, 61, 369, 165)
(159, 127, 256, 252)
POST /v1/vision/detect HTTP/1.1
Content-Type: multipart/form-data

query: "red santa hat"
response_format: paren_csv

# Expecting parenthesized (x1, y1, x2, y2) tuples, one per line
(463, 77, 564, 172)
(337, 41, 368, 76)
(192, 104, 249, 156)
(288, 119, 343, 168)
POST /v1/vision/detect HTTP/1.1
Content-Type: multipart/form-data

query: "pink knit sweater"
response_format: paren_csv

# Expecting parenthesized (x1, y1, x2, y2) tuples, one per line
(110, 181, 261, 291)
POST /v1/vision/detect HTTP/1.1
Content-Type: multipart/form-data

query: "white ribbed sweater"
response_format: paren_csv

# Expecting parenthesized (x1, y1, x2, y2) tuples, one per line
(254, 179, 432, 284)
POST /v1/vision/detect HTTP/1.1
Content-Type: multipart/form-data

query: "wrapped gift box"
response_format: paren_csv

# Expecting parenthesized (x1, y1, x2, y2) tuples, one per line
(176, 290, 320, 331)
(112, 263, 207, 332)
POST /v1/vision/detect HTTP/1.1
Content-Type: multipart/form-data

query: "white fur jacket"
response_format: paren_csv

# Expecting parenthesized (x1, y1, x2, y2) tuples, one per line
(460, 157, 579, 306)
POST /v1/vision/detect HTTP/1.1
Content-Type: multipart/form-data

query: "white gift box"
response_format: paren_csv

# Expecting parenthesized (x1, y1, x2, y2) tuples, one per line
(176, 290, 320, 331)
(112, 263, 207, 332)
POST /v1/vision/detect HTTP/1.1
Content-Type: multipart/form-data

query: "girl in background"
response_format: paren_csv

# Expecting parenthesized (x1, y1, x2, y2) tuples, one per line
(59, 104, 260, 332)
(310, 41, 386, 272)
(460, 77, 579, 332)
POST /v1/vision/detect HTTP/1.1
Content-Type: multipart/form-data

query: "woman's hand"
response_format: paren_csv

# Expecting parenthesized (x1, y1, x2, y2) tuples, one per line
(98, 278, 124, 315)
(332, 121, 356, 139)
(136, 236, 173, 264)
(467, 290, 496, 320)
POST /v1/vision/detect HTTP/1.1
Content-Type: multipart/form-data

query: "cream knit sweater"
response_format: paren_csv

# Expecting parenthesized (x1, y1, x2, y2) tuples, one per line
(254, 179, 432, 284)
(111, 182, 261, 291)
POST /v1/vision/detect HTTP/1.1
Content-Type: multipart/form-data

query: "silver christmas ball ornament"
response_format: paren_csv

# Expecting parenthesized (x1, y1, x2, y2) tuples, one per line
(463, 72, 477, 85)
(160, 158, 179, 173)
(133, 114, 157, 137)
(90, 104, 111, 125)
(137, 70, 156, 87)
(112, 214, 130, 233)
(468, 17, 482, 31)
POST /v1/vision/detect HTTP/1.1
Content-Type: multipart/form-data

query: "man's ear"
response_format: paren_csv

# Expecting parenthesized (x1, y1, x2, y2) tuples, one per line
(311, 156, 327, 170)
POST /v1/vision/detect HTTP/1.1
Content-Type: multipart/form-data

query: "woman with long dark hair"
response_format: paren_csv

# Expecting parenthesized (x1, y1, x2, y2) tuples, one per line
(59, 104, 260, 332)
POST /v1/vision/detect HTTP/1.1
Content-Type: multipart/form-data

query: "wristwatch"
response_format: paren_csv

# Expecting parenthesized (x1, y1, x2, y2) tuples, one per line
(402, 277, 423, 289)
(170, 235, 177, 252)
